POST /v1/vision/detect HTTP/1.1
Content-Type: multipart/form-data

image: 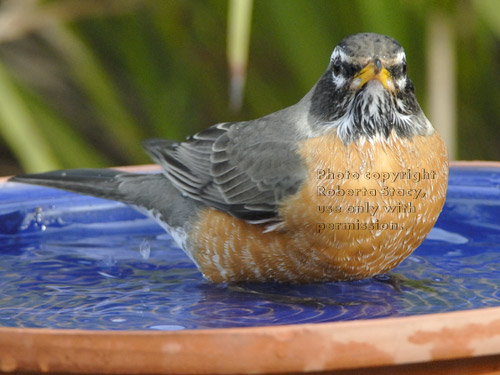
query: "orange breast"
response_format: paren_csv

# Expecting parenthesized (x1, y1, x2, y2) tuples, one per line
(188, 131, 448, 283)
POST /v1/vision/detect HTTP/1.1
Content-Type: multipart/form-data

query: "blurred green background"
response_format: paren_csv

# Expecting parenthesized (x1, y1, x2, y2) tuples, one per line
(0, 0, 499, 175)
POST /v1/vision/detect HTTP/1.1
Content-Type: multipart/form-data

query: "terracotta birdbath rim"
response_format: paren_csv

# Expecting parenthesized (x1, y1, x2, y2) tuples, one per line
(0, 306, 500, 374)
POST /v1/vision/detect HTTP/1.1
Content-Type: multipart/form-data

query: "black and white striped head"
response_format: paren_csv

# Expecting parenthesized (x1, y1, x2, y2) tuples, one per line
(309, 33, 433, 143)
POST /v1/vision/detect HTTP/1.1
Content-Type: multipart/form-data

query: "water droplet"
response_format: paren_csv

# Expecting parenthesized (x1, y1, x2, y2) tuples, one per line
(34, 207, 43, 223)
(103, 256, 116, 267)
(98, 271, 117, 279)
(140, 239, 151, 260)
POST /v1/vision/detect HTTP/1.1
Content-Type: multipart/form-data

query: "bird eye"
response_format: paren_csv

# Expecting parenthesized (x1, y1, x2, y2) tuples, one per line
(332, 61, 342, 76)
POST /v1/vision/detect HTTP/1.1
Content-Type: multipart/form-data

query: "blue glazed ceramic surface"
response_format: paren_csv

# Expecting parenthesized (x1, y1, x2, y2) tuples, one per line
(0, 166, 499, 330)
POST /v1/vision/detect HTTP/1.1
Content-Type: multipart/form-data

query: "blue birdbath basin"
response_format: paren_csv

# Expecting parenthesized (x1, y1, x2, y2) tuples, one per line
(1, 162, 500, 374)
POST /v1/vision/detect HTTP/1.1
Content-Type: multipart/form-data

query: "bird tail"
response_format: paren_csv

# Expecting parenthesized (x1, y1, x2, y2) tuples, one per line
(9, 168, 199, 228)
(10, 169, 133, 201)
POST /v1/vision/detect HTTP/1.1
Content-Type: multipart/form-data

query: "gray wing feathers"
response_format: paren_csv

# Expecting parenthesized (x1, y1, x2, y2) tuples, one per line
(143, 119, 307, 222)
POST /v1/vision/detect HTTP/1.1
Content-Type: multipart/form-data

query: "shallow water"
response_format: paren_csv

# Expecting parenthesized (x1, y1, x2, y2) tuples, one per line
(0, 166, 499, 330)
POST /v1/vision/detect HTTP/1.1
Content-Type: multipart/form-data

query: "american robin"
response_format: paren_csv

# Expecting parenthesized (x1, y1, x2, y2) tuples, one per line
(10, 33, 449, 283)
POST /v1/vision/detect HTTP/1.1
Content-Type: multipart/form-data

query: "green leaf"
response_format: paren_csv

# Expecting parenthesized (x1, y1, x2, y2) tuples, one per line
(0, 60, 60, 172)
(20, 87, 110, 168)
(227, 0, 254, 110)
(43, 24, 148, 163)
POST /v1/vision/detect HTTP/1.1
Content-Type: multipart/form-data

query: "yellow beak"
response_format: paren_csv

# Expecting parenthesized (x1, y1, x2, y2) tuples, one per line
(355, 60, 392, 91)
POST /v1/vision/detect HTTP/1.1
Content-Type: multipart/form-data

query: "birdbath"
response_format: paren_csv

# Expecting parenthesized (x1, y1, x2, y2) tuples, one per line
(0, 161, 499, 374)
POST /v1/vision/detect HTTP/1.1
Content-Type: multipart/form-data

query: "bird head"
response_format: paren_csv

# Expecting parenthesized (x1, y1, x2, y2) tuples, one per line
(308, 33, 433, 144)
